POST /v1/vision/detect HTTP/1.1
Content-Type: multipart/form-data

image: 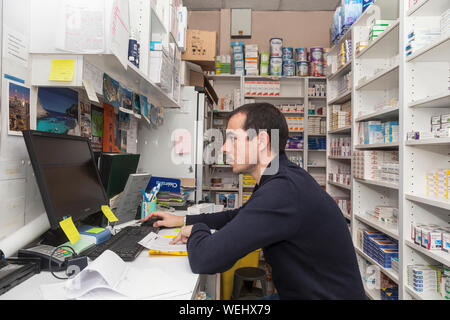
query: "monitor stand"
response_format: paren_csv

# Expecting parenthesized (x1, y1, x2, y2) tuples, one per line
(40, 228, 69, 247)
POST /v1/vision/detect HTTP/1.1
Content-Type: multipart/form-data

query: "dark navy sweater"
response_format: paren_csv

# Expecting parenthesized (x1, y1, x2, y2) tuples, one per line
(186, 153, 365, 300)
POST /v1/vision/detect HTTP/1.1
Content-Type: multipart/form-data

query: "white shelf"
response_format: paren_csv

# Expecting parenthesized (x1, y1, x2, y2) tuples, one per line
(285, 149, 304, 152)
(355, 64, 399, 91)
(328, 90, 352, 105)
(354, 214, 399, 240)
(355, 107, 399, 122)
(355, 142, 399, 149)
(405, 138, 450, 146)
(408, 92, 450, 109)
(354, 178, 399, 190)
(355, 247, 399, 284)
(405, 285, 445, 300)
(405, 193, 450, 211)
(308, 96, 327, 99)
(364, 284, 381, 300)
(327, 59, 352, 80)
(407, 0, 450, 17)
(328, 180, 351, 190)
(207, 74, 241, 81)
(356, 20, 400, 59)
(245, 95, 304, 99)
(328, 156, 352, 160)
(407, 35, 450, 63)
(405, 239, 450, 267)
(308, 114, 326, 118)
(203, 187, 239, 192)
(86, 55, 181, 109)
(309, 149, 326, 152)
(328, 126, 351, 134)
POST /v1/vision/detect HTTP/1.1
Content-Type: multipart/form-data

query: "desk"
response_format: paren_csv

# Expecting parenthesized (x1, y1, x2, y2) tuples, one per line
(0, 211, 221, 300)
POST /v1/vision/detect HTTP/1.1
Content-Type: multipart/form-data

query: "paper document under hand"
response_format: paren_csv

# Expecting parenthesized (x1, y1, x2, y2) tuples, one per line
(138, 232, 187, 253)
(64, 250, 182, 299)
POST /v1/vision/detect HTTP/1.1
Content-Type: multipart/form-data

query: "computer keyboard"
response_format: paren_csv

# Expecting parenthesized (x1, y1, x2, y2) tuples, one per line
(81, 224, 159, 261)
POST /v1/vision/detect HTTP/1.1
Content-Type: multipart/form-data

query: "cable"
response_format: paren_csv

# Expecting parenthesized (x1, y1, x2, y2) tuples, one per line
(49, 245, 76, 280)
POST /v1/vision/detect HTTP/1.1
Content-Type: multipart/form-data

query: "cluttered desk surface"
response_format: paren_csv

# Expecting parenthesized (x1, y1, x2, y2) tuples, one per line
(0, 212, 200, 300)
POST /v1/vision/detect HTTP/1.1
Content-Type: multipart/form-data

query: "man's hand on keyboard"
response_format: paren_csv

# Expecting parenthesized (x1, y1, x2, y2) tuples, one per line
(140, 211, 184, 228)
(170, 225, 193, 245)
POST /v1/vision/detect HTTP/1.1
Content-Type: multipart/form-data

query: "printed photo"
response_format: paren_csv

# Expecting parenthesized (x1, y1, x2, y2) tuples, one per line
(37, 87, 79, 135)
(8, 81, 30, 135)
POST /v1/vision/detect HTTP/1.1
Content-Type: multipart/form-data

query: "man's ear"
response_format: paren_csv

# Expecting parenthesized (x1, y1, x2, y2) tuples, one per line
(258, 130, 270, 152)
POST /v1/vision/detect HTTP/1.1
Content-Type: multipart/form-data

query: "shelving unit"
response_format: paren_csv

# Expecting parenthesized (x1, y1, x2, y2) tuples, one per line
(326, 0, 450, 300)
(401, 0, 450, 301)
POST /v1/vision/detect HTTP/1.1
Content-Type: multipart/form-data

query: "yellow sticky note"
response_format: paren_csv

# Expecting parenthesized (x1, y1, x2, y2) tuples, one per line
(101, 205, 118, 223)
(174, 228, 181, 233)
(85, 227, 104, 234)
(59, 217, 80, 244)
(48, 59, 75, 82)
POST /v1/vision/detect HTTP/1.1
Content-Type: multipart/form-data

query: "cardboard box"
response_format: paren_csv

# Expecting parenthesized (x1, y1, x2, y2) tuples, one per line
(182, 29, 217, 71)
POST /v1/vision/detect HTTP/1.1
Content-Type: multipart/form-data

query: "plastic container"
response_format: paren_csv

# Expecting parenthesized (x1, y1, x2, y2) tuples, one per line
(221, 249, 261, 300)
(270, 38, 283, 57)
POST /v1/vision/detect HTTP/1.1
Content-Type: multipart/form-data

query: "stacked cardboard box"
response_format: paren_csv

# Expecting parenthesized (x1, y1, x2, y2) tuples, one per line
(245, 44, 259, 76)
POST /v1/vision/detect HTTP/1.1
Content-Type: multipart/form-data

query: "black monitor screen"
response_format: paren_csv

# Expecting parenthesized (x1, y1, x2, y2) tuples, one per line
(23, 130, 108, 229)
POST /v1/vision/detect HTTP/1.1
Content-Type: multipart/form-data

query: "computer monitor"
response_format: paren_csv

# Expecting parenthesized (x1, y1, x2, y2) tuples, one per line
(22, 130, 108, 229)
(99, 153, 140, 199)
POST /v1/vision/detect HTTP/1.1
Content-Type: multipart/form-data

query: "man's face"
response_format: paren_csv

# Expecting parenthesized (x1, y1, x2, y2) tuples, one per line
(222, 113, 258, 174)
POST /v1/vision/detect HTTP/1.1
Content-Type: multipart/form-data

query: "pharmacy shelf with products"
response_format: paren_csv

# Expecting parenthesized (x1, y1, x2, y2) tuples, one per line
(351, 0, 402, 300)
(208, 42, 328, 189)
(400, 0, 450, 301)
(326, 0, 450, 300)
(203, 75, 243, 208)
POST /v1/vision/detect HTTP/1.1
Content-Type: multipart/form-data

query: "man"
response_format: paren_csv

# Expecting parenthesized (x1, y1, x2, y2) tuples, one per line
(143, 103, 365, 300)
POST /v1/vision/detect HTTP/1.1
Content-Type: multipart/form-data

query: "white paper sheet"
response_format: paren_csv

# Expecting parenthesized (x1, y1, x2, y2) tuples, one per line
(63, 250, 183, 299)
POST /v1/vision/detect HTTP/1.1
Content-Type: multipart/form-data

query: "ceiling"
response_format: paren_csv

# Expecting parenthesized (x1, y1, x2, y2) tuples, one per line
(183, 0, 341, 11)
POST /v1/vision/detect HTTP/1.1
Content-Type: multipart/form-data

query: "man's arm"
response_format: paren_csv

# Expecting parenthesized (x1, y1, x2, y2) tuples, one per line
(185, 207, 241, 230)
(185, 177, 302, 274)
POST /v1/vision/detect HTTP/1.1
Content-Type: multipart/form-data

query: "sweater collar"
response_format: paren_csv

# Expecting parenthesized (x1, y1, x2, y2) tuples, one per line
(257, 152, 288, 187)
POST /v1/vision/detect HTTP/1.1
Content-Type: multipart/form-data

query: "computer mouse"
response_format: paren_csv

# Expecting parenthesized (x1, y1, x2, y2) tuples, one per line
(140, 216, 163, 227)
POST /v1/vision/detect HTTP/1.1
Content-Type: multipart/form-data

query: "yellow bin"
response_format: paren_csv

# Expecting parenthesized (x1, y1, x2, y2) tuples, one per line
(221, 249, 261, 300)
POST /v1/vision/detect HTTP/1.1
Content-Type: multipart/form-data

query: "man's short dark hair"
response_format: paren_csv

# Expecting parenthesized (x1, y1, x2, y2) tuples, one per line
(227, 103, 289, 153)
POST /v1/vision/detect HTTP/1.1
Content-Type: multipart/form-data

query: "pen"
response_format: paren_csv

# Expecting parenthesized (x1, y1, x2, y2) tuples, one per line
(141, 189, 150, 202)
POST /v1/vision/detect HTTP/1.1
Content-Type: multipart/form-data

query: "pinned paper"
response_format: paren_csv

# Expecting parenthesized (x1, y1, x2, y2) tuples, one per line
(83, 79, 99, 103)
(59, 217, 80, 244)
(48, 59, 75, 82)
(101, 205, 119, 222)
(85, 227, 104, 234)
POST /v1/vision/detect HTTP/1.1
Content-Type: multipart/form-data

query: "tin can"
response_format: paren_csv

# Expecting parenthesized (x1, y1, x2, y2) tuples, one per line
(282, 59, 295, 76)
(270, 57, 283, 76)
(310, 62, 323, 77)
(296, 61, 309, 76)
(282, 47, 294, 60)
(270, 38, 283, 58)
(310, 47, 323, 62)
(295, 48, 307, 62)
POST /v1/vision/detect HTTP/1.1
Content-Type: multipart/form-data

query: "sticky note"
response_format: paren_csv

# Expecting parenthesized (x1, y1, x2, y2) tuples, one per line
(174, 228, 181, 233)
(163, 235, 177, 238)
(101, 205, 118, 223)
(48, 59, 75, 82)
(59, 217, 80, 244)
(85, 227, 104, 234)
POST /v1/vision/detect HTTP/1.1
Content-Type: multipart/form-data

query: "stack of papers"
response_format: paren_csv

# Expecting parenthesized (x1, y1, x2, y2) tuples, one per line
(40, 250, 188, 300)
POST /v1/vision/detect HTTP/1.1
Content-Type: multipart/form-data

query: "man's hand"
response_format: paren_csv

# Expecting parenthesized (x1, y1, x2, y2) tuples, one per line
(140, 211, 184, 228)
(170, 225, 193, 245)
